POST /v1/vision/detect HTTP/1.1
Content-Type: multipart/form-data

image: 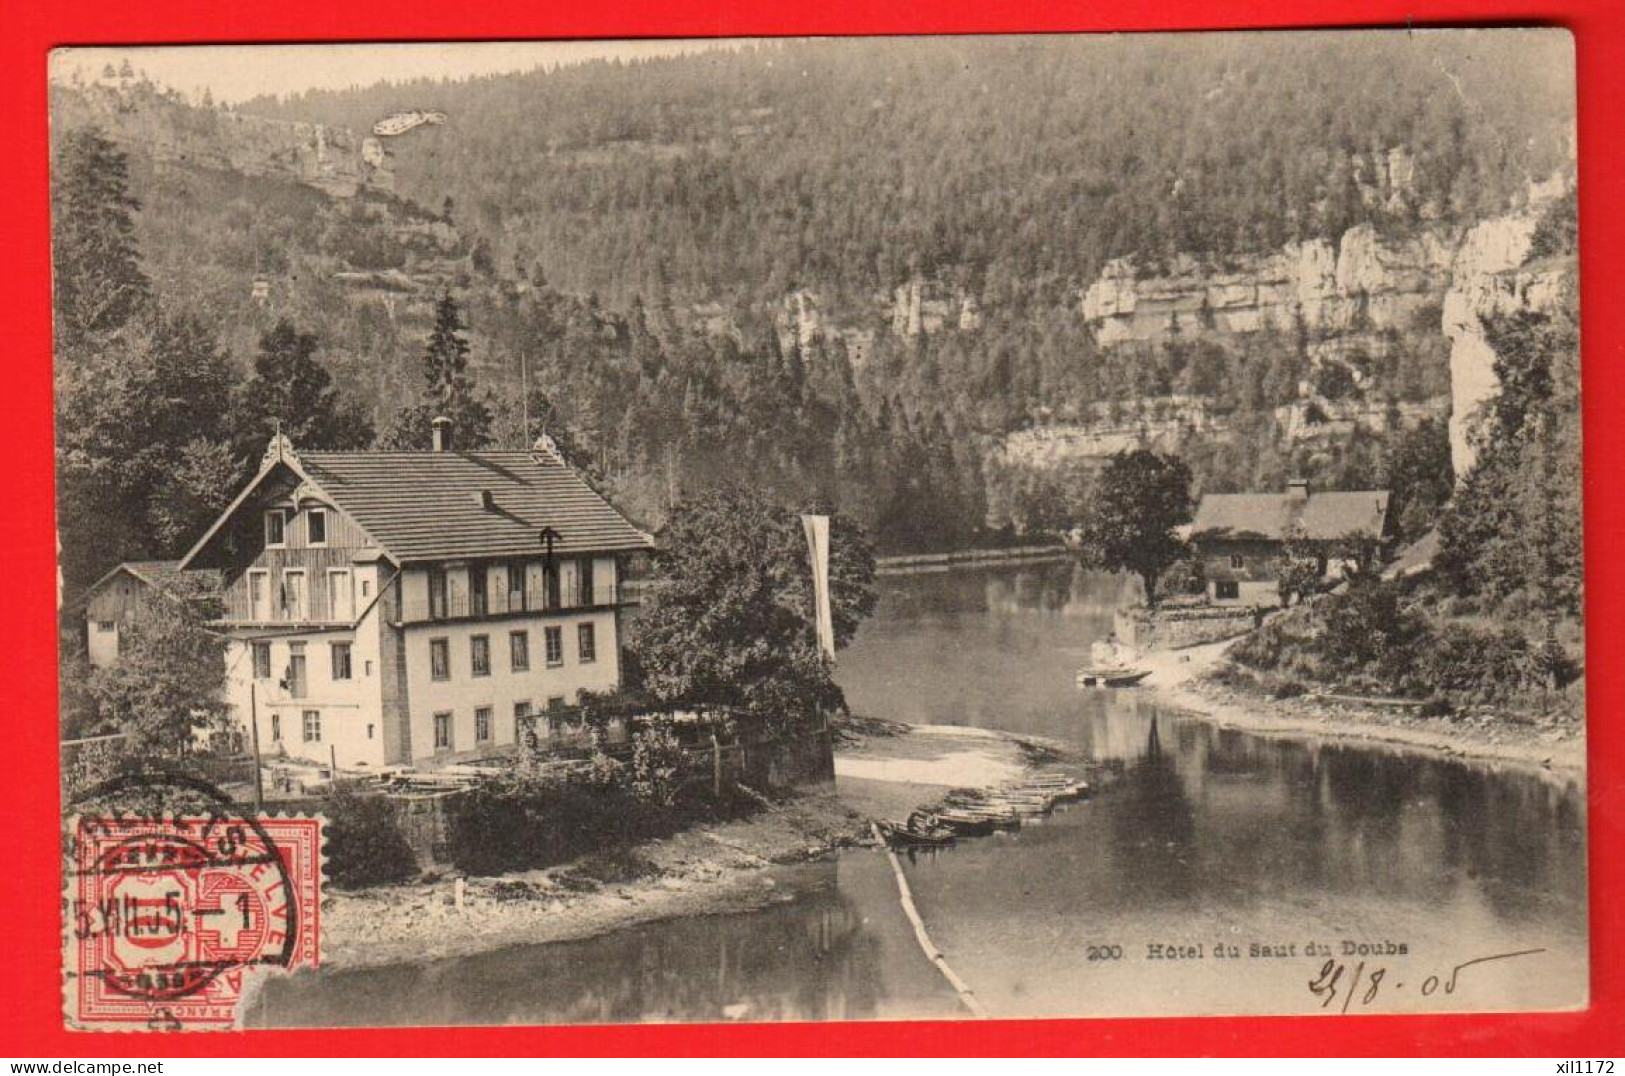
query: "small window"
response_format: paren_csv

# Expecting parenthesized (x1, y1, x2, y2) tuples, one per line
(301, 710, 322, 743)
(475, 706, 493, 743)
(470, 634, 491, 677)
(95, 620, 116, 633)
(248, 570, 270, 620)
(544, 626, 564, 666)
(428, 568, 448, 620)
(578, 622, 597, 664)
(285, 643, 307, 699)
(1216, 580, 1240, 601)
(579, 559, 595, 606)
(430, 638, 450, 681)
(469, 565, 488, 617)
(327, 569, 353, 621)
(253, 642, 272, 680)
(330, 642, 352, 681)
(360, 579, 372, 598)
(1229, 553, 1245, 570)
(514, 700, 532, 724)
(281, 570, 306, 620)
(510, 630, 529, 672)
(367, 724, 375, 740)
(265, 509, 286, 547)
(543, 563, 561, 610)
(507, 561, 527, 611)
(269, 714, 281, 742)
(307, 508, 327, 546)
(364, 659, 373, 677)
(547, 695, 567, 713)
(433, 712, 452, 750)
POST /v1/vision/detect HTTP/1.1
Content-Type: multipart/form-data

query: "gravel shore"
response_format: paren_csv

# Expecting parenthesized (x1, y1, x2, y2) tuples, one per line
(319, 723, 1047, 971)
(1141, 638, 1585, 782)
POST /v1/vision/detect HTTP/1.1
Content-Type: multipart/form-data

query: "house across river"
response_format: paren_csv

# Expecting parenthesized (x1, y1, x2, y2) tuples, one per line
(1190, 478, 1391, 607)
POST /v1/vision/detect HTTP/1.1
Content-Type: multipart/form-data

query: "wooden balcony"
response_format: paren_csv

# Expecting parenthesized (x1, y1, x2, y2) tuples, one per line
(398, 580, 621, 625)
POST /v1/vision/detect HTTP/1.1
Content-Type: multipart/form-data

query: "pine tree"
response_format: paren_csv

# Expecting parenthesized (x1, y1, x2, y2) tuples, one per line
(377, 293, 493, 449)
(236, 319, 374, 460)
(51, 127, 151, 351)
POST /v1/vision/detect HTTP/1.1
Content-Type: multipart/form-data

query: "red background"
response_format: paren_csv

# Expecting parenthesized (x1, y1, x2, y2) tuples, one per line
(4, 0, 1620, 1057)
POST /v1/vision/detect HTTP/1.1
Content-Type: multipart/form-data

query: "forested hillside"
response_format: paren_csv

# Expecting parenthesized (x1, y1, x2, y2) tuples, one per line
(242, 34, 1572, 308)
(50, 33, 1575, 591)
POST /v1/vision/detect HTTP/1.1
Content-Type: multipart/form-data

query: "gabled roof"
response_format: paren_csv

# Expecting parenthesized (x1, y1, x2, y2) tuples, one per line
(70, 560, 187, 614)
(1192, 490, 1390, 542)
(182, 445, 652, 568)
(298, 450, 652, 562)
(117, 560, 185, 590)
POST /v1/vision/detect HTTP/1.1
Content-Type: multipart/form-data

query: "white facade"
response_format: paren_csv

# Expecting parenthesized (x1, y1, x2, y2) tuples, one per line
(222, 557, 624, 770)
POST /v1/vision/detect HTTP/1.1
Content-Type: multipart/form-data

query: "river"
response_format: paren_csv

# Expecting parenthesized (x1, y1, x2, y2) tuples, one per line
(247, 561, 1588, 1025)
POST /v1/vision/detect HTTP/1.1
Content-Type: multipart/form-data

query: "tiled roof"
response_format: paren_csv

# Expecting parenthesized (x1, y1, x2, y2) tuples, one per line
(120, 560, 186, 590)
(296, 450, 652, 563)
(1192, 490, 1390, 542)
(70, 560, 188, 612)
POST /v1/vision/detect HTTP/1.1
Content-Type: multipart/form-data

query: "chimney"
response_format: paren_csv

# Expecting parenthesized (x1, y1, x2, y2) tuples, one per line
(473, 489, 495, 511)
(1287, 477, 1310, 500)
(431, 415, 452, 452)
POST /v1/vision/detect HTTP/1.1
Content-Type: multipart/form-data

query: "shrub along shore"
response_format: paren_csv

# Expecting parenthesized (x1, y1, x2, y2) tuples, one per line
(1141, 636, 1585, 779)
(315, 722, 1045, 972)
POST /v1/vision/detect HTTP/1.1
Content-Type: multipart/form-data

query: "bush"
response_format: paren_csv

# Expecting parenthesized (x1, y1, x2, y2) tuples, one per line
(1270, 677, 1308, 699)
(447, 771, 629, 877)
(325, 787, 418, 889)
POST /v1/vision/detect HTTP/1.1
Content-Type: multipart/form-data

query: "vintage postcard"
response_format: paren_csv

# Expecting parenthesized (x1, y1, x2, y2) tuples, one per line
(50, 30, 1584, 1028)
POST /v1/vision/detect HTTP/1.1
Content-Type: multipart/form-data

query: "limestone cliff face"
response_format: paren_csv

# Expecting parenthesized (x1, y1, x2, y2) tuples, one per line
(1081, 223, 1455, 349)
(1081, 198, 1574, 478)
(53, 81, 393, 197)
(1441, 216, 1574, 474)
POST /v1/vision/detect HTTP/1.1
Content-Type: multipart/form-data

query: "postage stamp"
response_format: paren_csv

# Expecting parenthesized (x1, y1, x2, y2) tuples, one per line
(64, 810, 321, 1031)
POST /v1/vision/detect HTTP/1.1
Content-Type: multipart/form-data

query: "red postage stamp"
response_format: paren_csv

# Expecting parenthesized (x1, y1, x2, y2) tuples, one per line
(64, 812, 322, 1031)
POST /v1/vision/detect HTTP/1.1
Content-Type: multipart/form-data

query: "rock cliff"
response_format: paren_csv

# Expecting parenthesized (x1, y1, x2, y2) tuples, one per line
(1441, 217, 1575, 473)
(1081, 223, 1455, 349)
(52, 80, 393, 198)
(1081, 187, 1574, 478)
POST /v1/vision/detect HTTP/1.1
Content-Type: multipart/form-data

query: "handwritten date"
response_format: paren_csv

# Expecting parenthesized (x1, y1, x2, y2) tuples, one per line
(1307, 948, 1546, 1012)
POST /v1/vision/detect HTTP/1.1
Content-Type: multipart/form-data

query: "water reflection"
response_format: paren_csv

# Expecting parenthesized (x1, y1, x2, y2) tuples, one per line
(848, 562, 1587, 1016)
(248, 858, 961, 1028)
(254, 561, 1587, 1024)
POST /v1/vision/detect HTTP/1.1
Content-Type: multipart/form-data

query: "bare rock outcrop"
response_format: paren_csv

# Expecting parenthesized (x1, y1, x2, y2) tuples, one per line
(1441, 213, 1573, 473)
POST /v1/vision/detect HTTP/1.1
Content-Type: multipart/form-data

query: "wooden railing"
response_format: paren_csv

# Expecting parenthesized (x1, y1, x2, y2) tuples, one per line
(399, 581, 619, 624)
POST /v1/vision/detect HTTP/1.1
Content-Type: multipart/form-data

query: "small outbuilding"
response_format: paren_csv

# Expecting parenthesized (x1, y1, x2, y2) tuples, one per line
(77, 560, 185, 667)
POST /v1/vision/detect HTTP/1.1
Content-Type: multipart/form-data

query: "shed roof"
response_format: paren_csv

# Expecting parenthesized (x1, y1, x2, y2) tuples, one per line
(70, 560, 186, 614)
(1192, 490, 1390, 542)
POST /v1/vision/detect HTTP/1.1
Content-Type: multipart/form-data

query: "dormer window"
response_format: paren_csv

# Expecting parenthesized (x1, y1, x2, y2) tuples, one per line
(307, 508, 327, 546)
(265, 509, 286, 548)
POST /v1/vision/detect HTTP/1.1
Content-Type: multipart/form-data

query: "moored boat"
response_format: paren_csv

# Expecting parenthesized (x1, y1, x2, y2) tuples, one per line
(1076, 666, 1153, 688)
(935, 809, 998, 836)
(877, 819, 957, 848)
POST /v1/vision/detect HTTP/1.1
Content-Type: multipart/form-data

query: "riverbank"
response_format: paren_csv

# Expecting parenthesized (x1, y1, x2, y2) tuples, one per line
(876, 543, 1069, 575)
(318, 722, 1049, 972)
(1142, 638, 1586, 779)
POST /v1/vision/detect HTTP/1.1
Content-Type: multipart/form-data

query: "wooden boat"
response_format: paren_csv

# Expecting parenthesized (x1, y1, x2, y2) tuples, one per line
(1013, 778, 1089, 801)
(940, 802, 1022, 828)
(980, 795, 1054, 817)
(935, 810, 998, 836)
(877, 819, 956, 848)
(1076, 665, 1153, 688)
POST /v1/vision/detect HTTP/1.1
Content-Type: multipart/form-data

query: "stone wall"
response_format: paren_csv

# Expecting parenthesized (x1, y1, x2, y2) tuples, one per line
(1115, 604, 1258, 652)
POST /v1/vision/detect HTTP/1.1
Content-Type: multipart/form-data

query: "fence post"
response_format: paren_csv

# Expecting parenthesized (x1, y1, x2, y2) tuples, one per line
(711, 732, 722, 797)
